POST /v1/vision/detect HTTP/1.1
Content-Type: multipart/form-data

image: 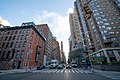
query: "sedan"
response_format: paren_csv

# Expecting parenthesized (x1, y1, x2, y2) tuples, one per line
(57, 64, 64, 69)
(66, 65, 72, 69)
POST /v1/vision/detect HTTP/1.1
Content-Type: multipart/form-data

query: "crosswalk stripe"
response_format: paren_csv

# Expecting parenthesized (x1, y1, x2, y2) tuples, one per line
(75, 70, 79, 73)
(65, 70, 67, 73)
(68, 70, 71, 73)
(32, 69, 92, 74)
(61, 70, 64, 73)
(72, 70, 75, 73)
(78, 70, 83, 73)
(57, 70, 60, 73)
(52, 70, 56, 73)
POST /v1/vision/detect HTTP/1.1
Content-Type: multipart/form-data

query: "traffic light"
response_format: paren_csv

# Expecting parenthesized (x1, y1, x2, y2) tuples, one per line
(84, 5, 92, 14)
(83, 5, 92, 19)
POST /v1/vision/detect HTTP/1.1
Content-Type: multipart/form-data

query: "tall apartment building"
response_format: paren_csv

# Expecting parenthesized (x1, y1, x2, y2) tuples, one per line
(60, 41, 66, 63)
(69, 10, 82, 51)
(0, 22, 45, 70)
(74, 0, 120, 63)
(68, 35, 73, 52)
(36, 24, 53, 65)
(52, 37, 61, 63)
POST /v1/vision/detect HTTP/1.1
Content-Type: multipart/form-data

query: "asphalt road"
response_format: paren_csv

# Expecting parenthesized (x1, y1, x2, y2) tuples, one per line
(0, 69, 114, 80)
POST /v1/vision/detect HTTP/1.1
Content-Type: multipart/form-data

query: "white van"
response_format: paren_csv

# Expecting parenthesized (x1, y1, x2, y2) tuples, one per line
(50, 59, 58, 69)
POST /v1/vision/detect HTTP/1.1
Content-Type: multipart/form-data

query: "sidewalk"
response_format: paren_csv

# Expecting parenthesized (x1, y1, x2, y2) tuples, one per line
(93, 69, 120, 80)
(0, 68, 36, 75)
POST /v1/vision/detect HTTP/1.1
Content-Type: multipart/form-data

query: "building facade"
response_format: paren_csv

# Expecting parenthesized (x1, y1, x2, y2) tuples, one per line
(74, 0, 120, 64)
(52, 37, 61, 63)
(60, 41, 66, 63)
(36, 24, 53, 65)
(0, 22, 45, 69)
(69, 11, 83, 51)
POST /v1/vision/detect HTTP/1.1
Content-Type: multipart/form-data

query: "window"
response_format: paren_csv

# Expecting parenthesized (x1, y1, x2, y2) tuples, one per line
(8, 36, 12, 41)
(106, 27, 112, 30)
(7, 31, 10, 35)
(13, 36, 16, 40)
(27, 30, 30, 33)
(6, 51, 11, 59)
(0, 36, 3, 41)
(2, 42, 5, 48)
(20, 50, 25, 59)
(19, 30, 22, 34)
(17, 35, 20, 40)
(32, 31, 34, 35)
(30, 36, 33, 41)
(5, 42, 9, 48)
(15, 31, 18, 34)
(10, 42, 13, 48)
(109, 32, 115, 34)
(104, 30, 107, 33)
(18, 42, 22, 47)
(15, 42, 18, 47)
(102, 26, 105, 28)
(29, 43, 32, 48)
(23, 41, 26, 47)
(104, 23, 110, 25)
(25, 35, 28, 40)
(5, 36, 8, 41)
(11, 31, 14, 35)
(1, 51, 6, 59)
(103, 36, 106, 40)
(15, 51, 19, 59)
(21, 35, 24, 40)
(102, 19, 107, 21)
(22, 30, 26, 34)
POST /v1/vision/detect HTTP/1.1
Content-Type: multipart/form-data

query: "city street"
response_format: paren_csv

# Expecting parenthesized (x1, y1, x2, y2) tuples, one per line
(0, 68, 118, 80)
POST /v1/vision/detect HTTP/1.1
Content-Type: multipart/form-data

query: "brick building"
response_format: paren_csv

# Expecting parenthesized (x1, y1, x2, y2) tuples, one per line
(36, 24, 53, 65)
(52, 37, 61, 63)
(0, 22, 45, 69)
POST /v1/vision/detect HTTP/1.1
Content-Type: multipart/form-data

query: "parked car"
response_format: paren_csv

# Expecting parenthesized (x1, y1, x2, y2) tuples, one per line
(57, 64, 64, 69)
(66, 64, 72, 69)
(71, 61, 78, 68)
(46, 65, 51, 69)
(37, 65, 45, 70)
(50, 59, 58, 69)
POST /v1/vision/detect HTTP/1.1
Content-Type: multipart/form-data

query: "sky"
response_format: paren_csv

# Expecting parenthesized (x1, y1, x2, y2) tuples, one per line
(0, 0, 74, 60)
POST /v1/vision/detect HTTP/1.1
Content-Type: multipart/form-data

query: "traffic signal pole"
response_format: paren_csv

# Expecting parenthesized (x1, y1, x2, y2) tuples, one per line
(82, 0, 94, 71)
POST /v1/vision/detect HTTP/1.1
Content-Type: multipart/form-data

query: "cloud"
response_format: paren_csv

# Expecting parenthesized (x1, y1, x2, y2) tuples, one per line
(0, 16, 11, 26)
(33, 8, 73, 60)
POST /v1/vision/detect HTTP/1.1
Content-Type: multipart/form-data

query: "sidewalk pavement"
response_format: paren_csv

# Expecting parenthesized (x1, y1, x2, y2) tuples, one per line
(93, 69, 120, 80)
(0, 68, 36, 75)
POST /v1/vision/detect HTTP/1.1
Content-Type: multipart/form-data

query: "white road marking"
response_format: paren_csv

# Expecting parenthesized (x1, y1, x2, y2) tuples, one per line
(61, 70, 64, 73)
(68, 70, 71, 73)
(65, 70, 67, 73)
(72, 70, 75, 73)
(75, 70, 79, 73)
(57, 70, 60, 73)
